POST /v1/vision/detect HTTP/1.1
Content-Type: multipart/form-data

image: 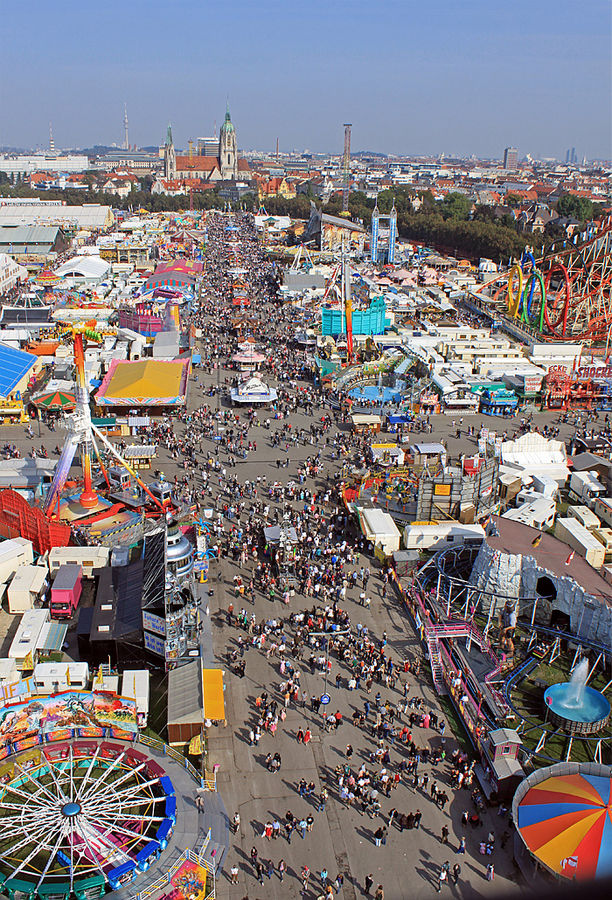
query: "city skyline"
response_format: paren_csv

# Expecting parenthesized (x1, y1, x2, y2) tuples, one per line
(0, 0, 610, 160)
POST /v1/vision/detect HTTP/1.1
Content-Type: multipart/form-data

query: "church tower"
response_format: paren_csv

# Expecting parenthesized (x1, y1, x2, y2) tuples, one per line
(164, 124, 176, 179)
(219, 105, 237, 180)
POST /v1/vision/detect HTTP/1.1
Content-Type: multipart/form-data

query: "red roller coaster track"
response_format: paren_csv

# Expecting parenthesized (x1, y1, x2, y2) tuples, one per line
(486, 216, 612, 342)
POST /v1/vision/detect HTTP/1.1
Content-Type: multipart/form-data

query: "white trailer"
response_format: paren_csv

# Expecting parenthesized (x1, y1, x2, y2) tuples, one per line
(33, 661, 89, 694)
(503, 498, 556, 531)
(7, 565, 48, 614)
(8, 609, 49, 670)
(121, 669, 150, 727)
(593, 496, 612, 529)
(403, 522, 485, 551)
(555, 517, 606, 569)
(48, 546, 109, 578)
(567, 505, 601, 531)
(0, 538, 34, 584)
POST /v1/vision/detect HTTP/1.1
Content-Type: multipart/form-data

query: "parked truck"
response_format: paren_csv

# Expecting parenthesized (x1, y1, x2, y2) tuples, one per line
(50, 564, 82, 620)
(568, 471, 606, 509)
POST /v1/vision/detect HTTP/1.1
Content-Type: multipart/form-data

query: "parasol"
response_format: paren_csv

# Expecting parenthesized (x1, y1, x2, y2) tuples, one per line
(32, 389, 77, 411)
(516, 772, 612, 880)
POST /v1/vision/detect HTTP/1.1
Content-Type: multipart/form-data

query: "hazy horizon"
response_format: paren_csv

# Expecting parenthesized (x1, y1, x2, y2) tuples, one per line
(1, 0, 610, 161)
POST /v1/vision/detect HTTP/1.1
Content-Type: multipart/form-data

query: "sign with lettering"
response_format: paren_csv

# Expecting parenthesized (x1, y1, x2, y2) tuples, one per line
(142, 611, 166, 637)
(144, 631, 166, 658)
(578, 365, 612, 379)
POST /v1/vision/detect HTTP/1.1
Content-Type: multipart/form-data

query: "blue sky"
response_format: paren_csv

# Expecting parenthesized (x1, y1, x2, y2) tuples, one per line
(1, 0, 610, 160)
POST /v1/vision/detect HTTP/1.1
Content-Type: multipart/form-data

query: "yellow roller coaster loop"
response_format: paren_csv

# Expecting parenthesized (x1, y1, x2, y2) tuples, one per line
(507, 265, 524, 319)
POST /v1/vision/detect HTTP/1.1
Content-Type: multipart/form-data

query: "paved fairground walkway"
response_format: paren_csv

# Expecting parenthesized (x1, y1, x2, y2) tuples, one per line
(6, 212, 601, 899)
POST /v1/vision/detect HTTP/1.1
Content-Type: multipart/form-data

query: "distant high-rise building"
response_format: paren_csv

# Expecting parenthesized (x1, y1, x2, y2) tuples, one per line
(565, 147, 578, 165)
(503, 147, 518, 169)
(123, 104, 129, 151)
(197, 136, 218, 156)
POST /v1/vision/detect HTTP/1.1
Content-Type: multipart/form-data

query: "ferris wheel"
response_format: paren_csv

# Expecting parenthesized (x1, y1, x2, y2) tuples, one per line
(0, 742, 173, 895)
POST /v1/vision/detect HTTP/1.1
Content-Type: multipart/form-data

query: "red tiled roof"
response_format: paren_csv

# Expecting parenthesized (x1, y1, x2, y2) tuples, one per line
(176, 156, 219, 172)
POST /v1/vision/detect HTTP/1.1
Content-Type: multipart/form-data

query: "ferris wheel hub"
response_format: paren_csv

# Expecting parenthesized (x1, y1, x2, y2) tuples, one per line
(61, 802, 81, 817)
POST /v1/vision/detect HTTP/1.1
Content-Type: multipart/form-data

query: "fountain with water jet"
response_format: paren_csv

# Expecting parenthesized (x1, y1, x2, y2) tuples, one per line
(544, 658, 610, 735)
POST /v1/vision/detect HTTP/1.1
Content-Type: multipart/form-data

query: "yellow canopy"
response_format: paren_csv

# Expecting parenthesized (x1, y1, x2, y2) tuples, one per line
(104, 360, 183, 399)
(202, 668, 225, 721)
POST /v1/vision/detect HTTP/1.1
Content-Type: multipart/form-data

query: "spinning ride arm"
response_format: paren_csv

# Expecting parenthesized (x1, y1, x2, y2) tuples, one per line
(43, 436, 79, 517)
(91, 425, 166, 512)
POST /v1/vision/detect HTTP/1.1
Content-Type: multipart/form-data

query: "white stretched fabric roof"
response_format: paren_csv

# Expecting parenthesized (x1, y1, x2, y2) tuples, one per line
(55, 256, 110, 279)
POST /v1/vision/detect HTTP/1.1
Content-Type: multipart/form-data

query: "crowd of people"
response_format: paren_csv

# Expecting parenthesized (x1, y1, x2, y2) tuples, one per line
(161, 213, 515, 898)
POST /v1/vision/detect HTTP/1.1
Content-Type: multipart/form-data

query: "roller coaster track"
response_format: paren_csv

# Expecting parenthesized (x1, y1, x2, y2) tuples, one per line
(476, 216, 612, 341)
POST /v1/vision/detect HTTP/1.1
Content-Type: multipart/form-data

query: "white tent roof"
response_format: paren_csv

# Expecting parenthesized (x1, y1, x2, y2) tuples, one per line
(55, 256, 110, 279)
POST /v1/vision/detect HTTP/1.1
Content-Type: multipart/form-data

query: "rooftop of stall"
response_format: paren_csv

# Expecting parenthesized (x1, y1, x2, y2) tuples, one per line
(167, 658, 203, 744)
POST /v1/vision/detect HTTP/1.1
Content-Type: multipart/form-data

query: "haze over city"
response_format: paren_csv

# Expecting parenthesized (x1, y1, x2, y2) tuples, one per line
(1, 0, 610, 159)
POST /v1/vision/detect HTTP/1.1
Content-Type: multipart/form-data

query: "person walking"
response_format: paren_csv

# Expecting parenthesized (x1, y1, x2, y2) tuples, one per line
(232, 811, 240, 833)
(452, 863, 461, 885)
(486, 863, 495, 881)
(374, 826, 384, 847)
(441, 825, 449, 844)
(278, 858, 286, 881)
(230, 864, 239, 884)
(457, 835, 466, 854)
(364, 873, 374, 894)
(436, 867, 447, 892)
(374, 886, 384, 900)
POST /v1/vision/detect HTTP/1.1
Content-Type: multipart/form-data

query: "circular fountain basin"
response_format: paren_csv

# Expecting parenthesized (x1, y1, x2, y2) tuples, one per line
(544, 683, 610, 735)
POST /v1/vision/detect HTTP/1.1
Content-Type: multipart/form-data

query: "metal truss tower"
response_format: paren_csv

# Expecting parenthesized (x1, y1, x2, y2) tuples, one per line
(342, 123, 352, 216)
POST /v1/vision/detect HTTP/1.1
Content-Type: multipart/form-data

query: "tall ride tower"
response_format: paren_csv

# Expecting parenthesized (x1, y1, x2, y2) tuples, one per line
(370, 198, 397, 264)
(341, 123, 352, 216)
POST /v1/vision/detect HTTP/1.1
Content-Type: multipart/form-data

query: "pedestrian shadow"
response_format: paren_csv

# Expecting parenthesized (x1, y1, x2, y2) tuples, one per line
(415, 866, 435, 887)
(355, 825, 374, 844)
(235, 727, 253, 745)
(249, 817, 264, 837)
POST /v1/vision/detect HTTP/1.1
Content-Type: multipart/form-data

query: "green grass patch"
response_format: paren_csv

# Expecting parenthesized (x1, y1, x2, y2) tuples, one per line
(439, 695, 473, 755)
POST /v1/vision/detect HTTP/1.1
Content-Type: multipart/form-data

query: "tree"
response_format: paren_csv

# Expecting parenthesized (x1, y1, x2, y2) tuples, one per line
(556, 193, 594, 222)
(505, 193, 521, 208)
(441, 192, 472, 220)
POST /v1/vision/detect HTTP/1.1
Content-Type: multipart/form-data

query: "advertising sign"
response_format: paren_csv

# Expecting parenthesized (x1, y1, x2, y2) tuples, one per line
(144, 631, 166, 658)
(142, 611, 166, 637)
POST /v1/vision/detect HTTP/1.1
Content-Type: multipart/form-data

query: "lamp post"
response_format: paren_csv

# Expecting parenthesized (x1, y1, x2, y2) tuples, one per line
(308, 627, 351, 699)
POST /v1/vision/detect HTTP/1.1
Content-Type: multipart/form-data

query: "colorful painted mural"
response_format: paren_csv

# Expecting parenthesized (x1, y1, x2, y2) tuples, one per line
(0, 691, 138, 749)
(167, 858, 209, 900)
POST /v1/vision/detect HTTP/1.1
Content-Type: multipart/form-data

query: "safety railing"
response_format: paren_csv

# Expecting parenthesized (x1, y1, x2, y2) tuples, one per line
(135, 734, 214, 789)
(128, 847, 216, 900)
